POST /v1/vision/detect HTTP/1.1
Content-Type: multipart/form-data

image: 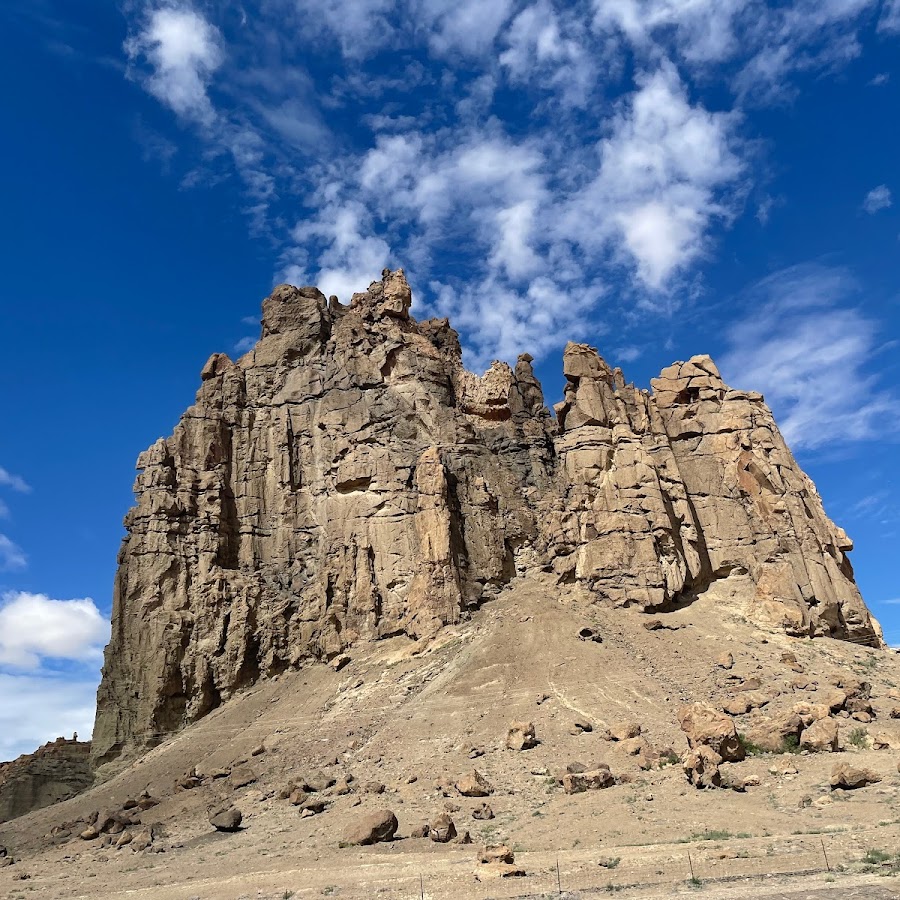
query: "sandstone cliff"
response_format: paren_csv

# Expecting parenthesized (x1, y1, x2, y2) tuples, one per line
(91, 269, 881, 766)
(0, 740, 92, 823)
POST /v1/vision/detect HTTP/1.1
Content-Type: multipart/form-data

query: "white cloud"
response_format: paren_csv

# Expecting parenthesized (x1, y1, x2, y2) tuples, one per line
(125, 4, 224, 125)
(0, 674, 98, 761)
(0, 465, 30, 493)
(720, 264, 900, 450)
(0, 592, 109, 670)
(880, 0, 900, 33)
(863, 184, 892, 214)
(560, 64, 743, 290)
(0, 535, 26, 571)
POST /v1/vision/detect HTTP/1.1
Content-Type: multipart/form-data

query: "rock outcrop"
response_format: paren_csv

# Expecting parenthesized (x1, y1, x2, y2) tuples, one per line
(92, 269, 882, 766)
(0, 739, 93, 823)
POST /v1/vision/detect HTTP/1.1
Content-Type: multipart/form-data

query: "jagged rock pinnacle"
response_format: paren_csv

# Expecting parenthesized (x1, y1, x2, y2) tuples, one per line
(91, 269, 882, 767)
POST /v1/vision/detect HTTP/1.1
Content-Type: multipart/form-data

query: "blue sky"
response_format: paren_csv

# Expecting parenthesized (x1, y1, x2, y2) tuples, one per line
(0, 0, 898, 759)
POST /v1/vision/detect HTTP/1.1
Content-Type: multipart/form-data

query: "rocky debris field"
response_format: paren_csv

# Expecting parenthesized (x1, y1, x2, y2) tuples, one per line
(3, 576, 900, 899)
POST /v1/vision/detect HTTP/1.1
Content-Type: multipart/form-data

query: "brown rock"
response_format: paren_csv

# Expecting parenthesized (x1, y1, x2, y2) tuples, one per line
(456, 771, 493, 797)
(341, 809, 398, 846)
(472, 803, 494, 820)
(505, 722, 537, 751)
(677, 704, 745, 762)
(717, 652, 734, 670)
(479, 844, 515, 864)
(209, 807, 242, 832)
(830, 763, 881, 790)
(683, 746, 723, 789)
(609, 722, 642, 741)
(88, 270, 885, 767)
(800, 718, 839, 752)
(562, 769, 615, 794)
(229, 766, 256, 790)
(429, 813, 457, 843)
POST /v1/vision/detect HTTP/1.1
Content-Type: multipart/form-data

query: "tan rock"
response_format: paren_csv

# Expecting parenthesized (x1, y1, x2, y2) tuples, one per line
(428, 813, 457, 843)
(609, 722, 642, 741)
(562, 769, 615, 794)
(456, 771, 493, 797)
(799, 717, 839, 752)
(88, 269, 885, 766)
(677, 704, 745, 762)
(505, 722, 537, 751)
(830, 763, 881, 790)
(341, 809, 398, 846)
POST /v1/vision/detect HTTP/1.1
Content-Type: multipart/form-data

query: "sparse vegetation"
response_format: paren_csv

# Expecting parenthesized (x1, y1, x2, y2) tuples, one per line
(737, 734, 766, 756)
(598, 856, 621, 868)
(848, 727, 868, 749)
(679, 830, 732, 842)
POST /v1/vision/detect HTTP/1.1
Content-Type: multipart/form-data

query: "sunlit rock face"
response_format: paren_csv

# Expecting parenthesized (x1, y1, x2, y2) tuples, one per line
(91, 269, 881, 766)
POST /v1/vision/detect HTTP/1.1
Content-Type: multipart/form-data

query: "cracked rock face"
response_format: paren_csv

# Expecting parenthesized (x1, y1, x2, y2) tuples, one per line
(91, 269, 881, 766)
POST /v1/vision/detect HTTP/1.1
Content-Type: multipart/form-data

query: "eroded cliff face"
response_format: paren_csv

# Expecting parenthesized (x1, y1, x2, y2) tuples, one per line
(92, 270, 881, 766)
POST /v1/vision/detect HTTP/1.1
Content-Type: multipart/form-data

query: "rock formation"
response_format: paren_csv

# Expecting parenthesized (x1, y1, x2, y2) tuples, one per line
(91, 269, 881, 766)
(0, 739, 93, 823)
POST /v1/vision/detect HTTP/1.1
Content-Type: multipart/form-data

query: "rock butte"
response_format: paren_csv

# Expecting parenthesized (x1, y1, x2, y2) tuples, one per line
(91, 268, 881, 767)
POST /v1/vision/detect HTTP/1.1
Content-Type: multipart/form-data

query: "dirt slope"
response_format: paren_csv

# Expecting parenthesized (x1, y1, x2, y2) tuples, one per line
(3, 574, 900, 899)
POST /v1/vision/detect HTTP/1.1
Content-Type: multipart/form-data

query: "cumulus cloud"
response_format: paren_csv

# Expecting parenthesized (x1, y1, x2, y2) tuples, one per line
(0, 592, 109, 670)
(560, 64, 743, 290)
(863, 184, 892, 214)
(122, 0, 894, 362)
(125, 4, 224, 125)
(720, 264, 900, 450)
(0, 674, 98, 761)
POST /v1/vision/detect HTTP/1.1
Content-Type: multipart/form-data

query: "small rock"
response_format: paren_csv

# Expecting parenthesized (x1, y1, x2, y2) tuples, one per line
(250, 744, 266, 757)
(830, 763, 881, 790)
(229, 766, 257, 790)
(609, 721, 642, 741)
(717, 652, 734, 670)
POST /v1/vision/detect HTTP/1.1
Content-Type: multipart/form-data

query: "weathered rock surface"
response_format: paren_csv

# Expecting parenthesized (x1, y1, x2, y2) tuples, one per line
(92, 269, 883, 765)
(0, 739, 93, 823)
(341, 808, 398, 846)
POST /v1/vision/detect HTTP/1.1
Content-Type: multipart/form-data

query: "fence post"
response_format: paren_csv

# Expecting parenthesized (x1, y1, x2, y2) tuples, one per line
(688, 851, 695, 881)
(557, 856, 562, 894)
(820, 839, 831, 872)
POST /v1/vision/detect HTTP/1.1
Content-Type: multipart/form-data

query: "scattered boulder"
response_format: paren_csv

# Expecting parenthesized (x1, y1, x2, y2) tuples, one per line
(830, 763, 881, 790)
(429, 813, 457, 843)
(360, 781, 385, 794)
(562, 768, 615, 794)
(209, 807, 243, 832)
(331, 653, 351, 671)
(609, 722, 642, 742)
(677, 703, 745, 762)
(800, 717, 839, 752)
(341, 808, 398, 846)
(506, 722, 538, 751)
(176, 769, 203, 791)
(302, 772, 336, 793)
(479, 844, 515, 865)
(229, 766, 257, 790)
(250, 744, 266, 757)
(456, 771, 493, 797)
(682, 746, 722, 789)
(781, 652, 804, 673)
(717, 652, 734, 670)
(570, 720, 593, 735)
(742, 711, 803, 753)
(472, 803, 494, 820)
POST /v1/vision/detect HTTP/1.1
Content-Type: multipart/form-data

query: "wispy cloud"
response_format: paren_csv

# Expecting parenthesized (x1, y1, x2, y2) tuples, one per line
(120, 0, 895, 363)
(863, 184, 892, 214)
(0, 535, 26, 571)
(0, 465, 30, 493)
(880, 0, 900, 33)
(720, 264, 900, 450)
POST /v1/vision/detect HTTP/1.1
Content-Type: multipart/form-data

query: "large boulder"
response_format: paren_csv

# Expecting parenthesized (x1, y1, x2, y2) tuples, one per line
(341, 809, 398, 846)
(830, 764, 881, 790)
(562, 769, 615, 794)
(800, 718, 839, 752)
(429, 813, 457, 843)
(677, 704, 745, 762)
(456, 771, 493, 797)
(209, 807, 242, 832)
(505, 722, 537, 751)
(682, 746, 723, 789)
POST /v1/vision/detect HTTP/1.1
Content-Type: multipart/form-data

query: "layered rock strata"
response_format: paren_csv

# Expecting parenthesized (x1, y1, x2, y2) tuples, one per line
(92, 269, 881, 765)
(0, 740, 93, 823)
